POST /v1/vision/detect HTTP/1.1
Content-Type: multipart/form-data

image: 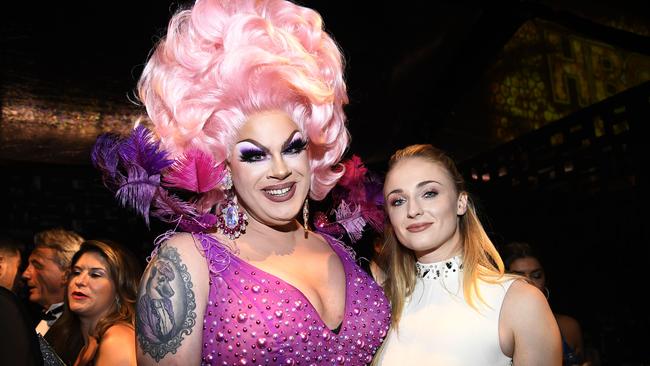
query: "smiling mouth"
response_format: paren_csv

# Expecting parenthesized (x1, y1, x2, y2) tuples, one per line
(266, 187, 291, 196)
(406, 222, 433, 232)
(262, 183, 296, 202)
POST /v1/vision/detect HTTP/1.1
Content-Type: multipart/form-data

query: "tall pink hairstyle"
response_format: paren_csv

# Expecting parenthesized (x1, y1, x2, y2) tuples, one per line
(138, 0, 349, 200)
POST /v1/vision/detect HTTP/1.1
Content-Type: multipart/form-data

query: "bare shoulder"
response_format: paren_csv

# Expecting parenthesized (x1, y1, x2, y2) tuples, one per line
(136, 232, 210, 365)
(501, 279, 562, 365)
(103, 323, 135, 340)
(96, 324, 136, 366)
(503, 279, 549, 313)
(158, 232, 205, 260)
(555, 313, 581, 331)
(501, 279, 554, 329)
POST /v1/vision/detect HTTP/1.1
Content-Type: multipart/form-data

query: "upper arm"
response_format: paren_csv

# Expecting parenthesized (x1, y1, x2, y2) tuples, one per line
(501, 280, 562, 366)
(95, 324, 136, 366)
(557, 314, 584, 355)
(136, 233, 209, 365)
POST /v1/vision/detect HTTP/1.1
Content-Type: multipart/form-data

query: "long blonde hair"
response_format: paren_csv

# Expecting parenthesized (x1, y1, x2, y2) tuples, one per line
(380, 144, 506, 328)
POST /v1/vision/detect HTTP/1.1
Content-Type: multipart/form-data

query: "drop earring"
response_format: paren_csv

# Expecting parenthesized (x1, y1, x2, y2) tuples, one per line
(216, 169, 248, 239)
(303, 198, 309, 238)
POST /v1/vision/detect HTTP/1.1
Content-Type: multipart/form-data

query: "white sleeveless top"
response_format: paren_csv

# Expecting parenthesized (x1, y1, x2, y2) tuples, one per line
(376, 256, 515, 366)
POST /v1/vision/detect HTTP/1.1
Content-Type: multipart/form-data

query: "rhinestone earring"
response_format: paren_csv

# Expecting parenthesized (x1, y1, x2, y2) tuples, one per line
(303, 198, 309, 237)
(217, 169, 248, 239)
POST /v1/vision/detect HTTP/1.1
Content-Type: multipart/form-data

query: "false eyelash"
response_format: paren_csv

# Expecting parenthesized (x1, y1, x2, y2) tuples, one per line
(283, 138, 308, 154)
(239, 148, 267, 163)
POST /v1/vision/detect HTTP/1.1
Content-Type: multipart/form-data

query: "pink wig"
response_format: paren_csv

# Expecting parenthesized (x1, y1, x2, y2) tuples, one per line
(138, 0, 349, 200)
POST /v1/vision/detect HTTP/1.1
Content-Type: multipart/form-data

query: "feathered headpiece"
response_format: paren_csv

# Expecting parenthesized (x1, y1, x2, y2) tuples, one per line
(92, 125, 227, 232)
(93, 127, 385, 240)
(313, 155, 385, 243)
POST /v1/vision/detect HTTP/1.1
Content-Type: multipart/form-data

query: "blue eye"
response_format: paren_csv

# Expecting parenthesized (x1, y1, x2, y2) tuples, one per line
(390, 197, 406, 207)
(283, 138, 308, 155)
(423, 190, 438, 198)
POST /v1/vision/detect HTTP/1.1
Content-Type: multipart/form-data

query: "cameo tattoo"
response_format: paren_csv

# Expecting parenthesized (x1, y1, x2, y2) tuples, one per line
(137, 246, 196, 361)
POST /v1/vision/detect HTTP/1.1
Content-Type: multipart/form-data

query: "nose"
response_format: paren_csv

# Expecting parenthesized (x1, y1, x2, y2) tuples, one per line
(268, 154, 292, 180)
(22, 265, 32, 280)
(74, 272, 88, 287)
(407, 199, 423, 218)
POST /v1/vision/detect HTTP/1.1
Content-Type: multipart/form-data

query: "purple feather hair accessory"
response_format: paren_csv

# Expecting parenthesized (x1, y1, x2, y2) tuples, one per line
(313, 155, 386, 243)
(91, 133, 123, 189)
(92, 125, 226, 232)
(150, 188, 198, 222)
(116, 165, 160, 225)
(119, 125, 173, 175)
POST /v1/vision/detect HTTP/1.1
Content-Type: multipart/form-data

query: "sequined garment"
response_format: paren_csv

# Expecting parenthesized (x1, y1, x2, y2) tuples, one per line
(195, 233, 391, 365)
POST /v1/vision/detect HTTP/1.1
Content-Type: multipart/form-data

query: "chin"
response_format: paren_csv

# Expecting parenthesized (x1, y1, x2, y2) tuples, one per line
(259, 201, 304, 222)
(68, 304, 82, 313)
(399, 236, 439, 253)
(265, 214, 299, 227)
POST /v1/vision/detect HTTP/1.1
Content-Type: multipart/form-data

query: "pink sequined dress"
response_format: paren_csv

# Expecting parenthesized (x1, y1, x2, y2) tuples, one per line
(194, 232, 390, 365)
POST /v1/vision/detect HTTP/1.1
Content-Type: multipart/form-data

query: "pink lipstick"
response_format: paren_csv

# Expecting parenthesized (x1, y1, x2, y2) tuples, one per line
(406, 222, 432, 232)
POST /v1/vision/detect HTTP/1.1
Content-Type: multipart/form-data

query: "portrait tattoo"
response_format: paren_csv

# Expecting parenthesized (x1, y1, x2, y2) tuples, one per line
(137, 246, 197, 361)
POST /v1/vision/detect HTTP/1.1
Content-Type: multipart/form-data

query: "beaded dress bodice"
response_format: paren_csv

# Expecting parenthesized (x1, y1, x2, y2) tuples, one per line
(195, 233, 390, 365)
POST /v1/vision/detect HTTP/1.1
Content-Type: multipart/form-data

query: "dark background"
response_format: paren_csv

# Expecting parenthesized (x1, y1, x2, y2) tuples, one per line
(1, 1, 649, 364)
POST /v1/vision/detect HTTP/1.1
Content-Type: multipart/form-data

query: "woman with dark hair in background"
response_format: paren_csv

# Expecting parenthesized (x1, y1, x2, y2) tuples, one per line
(48, 240, 140, 365)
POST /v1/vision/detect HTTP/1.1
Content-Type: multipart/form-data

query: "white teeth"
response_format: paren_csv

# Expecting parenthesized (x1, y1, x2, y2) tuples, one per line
(265, 187, 291, 196)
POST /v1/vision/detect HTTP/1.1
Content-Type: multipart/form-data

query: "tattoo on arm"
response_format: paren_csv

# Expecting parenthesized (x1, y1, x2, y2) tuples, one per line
(137, 246, 197, 361)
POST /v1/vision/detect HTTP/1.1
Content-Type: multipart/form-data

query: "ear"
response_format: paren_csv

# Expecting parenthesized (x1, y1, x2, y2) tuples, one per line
(61, 270, 69, 287)
(456, 192, 468, 216)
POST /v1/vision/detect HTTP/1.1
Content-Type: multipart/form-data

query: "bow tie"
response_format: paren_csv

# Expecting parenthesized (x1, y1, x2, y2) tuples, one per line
(41, 305, 63, 321)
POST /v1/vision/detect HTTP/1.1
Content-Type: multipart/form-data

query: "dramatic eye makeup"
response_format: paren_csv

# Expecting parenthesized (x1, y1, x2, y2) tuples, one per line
(237, 141, 268, 163)
(282, 132, 308, 155)
(236, 131, 307, 163)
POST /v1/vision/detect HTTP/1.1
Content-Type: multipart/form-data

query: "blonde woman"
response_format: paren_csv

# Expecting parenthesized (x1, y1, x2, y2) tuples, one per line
(375, 144, 561, 365)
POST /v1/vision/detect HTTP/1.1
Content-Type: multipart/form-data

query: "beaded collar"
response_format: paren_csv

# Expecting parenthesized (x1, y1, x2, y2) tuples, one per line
(416, 255, 463, 280)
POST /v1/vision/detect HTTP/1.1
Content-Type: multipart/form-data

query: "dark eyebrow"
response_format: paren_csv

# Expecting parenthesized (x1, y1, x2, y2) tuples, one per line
(386, 180, 441, 197)
(73, 265, 107, 272)
(386, 188, 403, 197)
(281, 130, 302, 150)
(236, 139, 270, 154)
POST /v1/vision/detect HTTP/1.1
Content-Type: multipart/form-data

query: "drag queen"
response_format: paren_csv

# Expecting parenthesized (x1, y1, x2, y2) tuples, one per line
(92, 0, 390, 365)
